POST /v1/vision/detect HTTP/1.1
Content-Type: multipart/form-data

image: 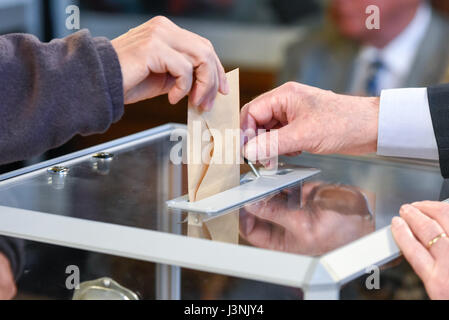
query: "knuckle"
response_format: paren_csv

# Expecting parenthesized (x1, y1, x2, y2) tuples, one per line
(202, 38, 214, 49)
(151, 15, 170, 25)
(200, 50, 214, 64)
(196, 43, 215, 64)
(148, 16, 172, 34)
(283, 81, 300, 92)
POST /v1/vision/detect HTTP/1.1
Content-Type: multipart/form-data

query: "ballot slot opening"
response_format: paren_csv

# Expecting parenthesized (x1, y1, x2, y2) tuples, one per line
(166, 166, 320, 215)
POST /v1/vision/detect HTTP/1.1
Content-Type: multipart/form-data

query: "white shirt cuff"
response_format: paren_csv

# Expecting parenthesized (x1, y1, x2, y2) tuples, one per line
(377, 88, 439, 160)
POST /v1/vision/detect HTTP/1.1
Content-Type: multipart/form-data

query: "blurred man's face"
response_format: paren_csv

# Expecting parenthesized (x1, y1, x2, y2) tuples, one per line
(330, 0, 422, 41)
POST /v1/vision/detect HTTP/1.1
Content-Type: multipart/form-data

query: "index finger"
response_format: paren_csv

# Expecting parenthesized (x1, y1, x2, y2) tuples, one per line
(241, 91, 279, 131)
(241, 83, 294, 132)
(244, 196, 305, 233)
(172, 29, 227, 95)
(391, 217, 434, 284)
(239, 211, 285, 251)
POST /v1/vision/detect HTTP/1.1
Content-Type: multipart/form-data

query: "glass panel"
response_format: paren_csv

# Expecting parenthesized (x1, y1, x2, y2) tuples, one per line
(14, 240, 304, 300)
(0, 130, 443, 259)
(0, 132, 178, 230)
(14, 237, 421, 300)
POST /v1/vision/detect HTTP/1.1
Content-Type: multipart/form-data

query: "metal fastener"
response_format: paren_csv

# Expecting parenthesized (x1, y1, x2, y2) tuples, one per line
(103, 278, 111, 287)
(47, 166, 69, 175)
(92, 152, 114, 160)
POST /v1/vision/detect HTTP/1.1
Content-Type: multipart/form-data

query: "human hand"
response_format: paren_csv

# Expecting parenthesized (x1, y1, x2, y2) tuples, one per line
(239, 182, 374, 256)
(391, 201, 449, 300)
(0, 253, 16, 300)
(111, 16, 229, 108)
(240, 82, 379, 162)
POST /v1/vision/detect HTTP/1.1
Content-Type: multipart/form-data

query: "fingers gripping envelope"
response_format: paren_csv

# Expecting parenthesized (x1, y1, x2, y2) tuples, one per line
(187, 69, 240, 243)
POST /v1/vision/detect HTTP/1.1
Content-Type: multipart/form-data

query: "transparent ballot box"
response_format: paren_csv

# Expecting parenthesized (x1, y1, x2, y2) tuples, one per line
(0, 124, 444, 299)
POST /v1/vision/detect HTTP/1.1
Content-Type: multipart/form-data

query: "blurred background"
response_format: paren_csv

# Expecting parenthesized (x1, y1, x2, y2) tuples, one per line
(0, 0, 321, 170)
(0, 0, 449, 169)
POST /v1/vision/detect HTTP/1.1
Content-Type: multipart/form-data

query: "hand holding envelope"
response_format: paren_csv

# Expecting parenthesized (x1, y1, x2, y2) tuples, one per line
(186, 69, 241, 243)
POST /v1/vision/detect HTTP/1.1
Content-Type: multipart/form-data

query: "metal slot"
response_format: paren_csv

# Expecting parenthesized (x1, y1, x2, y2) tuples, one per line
(166, 167, 319, 215)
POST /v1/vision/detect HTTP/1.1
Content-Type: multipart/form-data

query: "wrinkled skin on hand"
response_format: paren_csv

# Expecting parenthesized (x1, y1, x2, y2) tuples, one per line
(239, 182, 375, 256)
(111, 16, 228, 109)
(241, 82, 379, 163)
(392, 201, 449, 300)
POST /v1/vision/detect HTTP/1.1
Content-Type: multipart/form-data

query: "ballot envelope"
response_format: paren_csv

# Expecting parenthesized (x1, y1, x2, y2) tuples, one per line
(0, 124, 444, 299)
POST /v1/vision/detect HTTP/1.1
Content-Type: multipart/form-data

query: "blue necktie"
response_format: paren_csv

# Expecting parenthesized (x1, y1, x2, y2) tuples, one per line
(365, 59, 385, 96)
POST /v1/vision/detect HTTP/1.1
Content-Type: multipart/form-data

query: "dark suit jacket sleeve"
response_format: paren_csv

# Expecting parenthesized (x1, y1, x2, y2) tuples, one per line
(0, 30, 124, 166)
(428, 83, 449, 178)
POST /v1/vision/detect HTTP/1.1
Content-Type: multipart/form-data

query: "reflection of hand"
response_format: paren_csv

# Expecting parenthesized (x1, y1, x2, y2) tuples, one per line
(239, 183, 374, 256)
(240, 82, 379, 162)
(392, 201, 449, 300)
(0, 253, 16, 300)
(111, 16, 228, 108)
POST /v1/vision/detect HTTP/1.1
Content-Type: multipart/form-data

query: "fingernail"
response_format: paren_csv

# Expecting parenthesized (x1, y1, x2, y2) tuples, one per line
(223, 79, 230, 94)
(245, 214, 255, 235)
(400, 204, 415, 216)
(392, 216, 404, 227)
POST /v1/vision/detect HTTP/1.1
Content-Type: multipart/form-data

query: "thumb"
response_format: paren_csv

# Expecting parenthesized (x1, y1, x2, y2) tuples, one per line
(243, 125, 301, 162)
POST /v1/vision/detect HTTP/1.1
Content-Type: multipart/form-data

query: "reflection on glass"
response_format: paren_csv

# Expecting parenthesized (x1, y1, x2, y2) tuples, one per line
(239, 181, 375, 256)
(188, 212, 239, 244)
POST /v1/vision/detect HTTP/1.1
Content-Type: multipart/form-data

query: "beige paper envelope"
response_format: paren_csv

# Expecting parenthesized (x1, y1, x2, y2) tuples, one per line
(187, 69, 240, 243)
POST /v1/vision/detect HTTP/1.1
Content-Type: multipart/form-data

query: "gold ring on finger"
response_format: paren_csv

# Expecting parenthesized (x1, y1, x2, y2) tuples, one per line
(428, 233, 447, 249)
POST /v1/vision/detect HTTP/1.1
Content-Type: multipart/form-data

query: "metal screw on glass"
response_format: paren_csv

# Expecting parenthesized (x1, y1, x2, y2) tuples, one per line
(92, 152, 114, 175)
(92, 152, 114, 160)
(47, 166, 69, 189)
(103, 278, 111, 287)
(47, 166, 69, 175)
(244, 158, 261, 178)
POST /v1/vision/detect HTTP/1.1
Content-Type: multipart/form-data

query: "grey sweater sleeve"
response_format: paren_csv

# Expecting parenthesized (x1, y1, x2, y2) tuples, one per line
(0, 29, 124, 165)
